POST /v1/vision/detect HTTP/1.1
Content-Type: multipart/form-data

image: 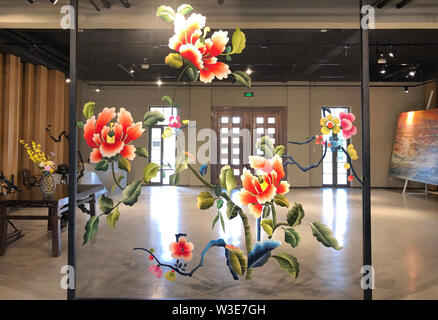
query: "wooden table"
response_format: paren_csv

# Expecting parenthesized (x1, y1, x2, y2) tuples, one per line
(0, 184, 104, 257)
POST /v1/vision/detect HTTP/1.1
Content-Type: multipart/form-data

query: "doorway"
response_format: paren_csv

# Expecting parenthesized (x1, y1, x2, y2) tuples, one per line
(211, 106, 287, 185)
(148, 106, 178, 185)
(321, 107, 351, 187)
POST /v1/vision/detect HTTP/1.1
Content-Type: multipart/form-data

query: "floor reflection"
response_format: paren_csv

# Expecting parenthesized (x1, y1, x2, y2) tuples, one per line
(322, 188, 348, 247)
(149, 186, 180, 261)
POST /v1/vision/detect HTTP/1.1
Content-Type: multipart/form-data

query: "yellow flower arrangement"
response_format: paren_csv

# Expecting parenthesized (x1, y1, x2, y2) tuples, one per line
(320, 115, 341, 135)
(20, 140, 56, 174)
(347, 144, 359, 161)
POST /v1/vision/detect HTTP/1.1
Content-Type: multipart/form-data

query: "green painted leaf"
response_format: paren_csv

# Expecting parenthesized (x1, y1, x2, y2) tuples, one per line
(261, 219, 274, 237)
(135, 146, 149, 158)
(219, 211, 226, 233)
(76, 121, 84, 128)
(230, 27, 246, 54)
(287, 202, 305, 227)
(95, 160, 108, 171)
(232, 71, 252, 88)
(214, 184, 222, 197)
(310, 222, 343, 250)
(262, 206, 271, 218)
(169, 173, 180, 185)
(143, 162, 160, 184)
(161, 95, 173, 105)
(83, 216, 99, 245)
(121, 180, 142, 206)
(219, 165, 236, 195)
(98, 194, 114, 215)
(227, 247, 248, 276)
(197, 191, 215, 210)
(176, 4, 193, 16)
(274, 194, 290, 208)
(156, 5, 175, 22)
(284, 228, 300, 248)
(106, 207, 120, 228)
(175, 162, 188, 174)
(83, 102, 95, 119)
(272, 253, 300, 278)
(212, 213, 220, 230)
(165, 53, 183, 69)
(143, 110, 165, 127)
(185, 66, 198, 82)
(274, 145, 285, 156)
(226, 201, 242, 220)
(216, 198, 224, 209)
(225, 55, 232, 62)
(118, 157, 131, 172)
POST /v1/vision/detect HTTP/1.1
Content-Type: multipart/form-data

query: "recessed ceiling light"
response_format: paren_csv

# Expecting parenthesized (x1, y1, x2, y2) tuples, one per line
(380, 66, 386, 74)
(320, 29, 328, 32)
(404, 86, 409, 93)
(246, 68, 252, 75)
(409, 70, 416, 77)
(66, 78, 71, 83)
(95, 87, 101, 93)
(157, 79, 162, 86)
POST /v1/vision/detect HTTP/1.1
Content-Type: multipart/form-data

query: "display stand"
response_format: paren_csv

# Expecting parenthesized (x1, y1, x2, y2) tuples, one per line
(402, 90, 434, 195)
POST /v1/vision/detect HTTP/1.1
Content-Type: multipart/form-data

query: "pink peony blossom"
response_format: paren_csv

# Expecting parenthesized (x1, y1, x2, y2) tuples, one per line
(148, 265, 162, 278)
(339, 112, 357, 139)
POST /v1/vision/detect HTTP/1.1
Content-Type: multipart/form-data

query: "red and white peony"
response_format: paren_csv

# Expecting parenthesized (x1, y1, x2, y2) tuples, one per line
(84, 107, 144, 163)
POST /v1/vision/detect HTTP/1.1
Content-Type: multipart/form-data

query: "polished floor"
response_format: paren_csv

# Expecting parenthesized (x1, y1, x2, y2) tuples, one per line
(0, 187, 437, 300)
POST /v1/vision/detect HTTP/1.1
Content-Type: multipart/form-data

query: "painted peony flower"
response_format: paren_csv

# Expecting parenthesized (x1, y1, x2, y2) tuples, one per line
(168, 13, 231, 83)
(237, 155, 290, 218)
(84, 107, 144, 163)
(169, 115, 182, 128)
(148, 265, 162, 278)
(169, 236, 194, 261)
(339, 112, 357, 139)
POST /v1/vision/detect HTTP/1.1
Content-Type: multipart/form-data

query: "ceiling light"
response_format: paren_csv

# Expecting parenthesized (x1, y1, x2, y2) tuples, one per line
(388, 46, 395, 58)
(95, 87, 101, 93)
(49, 0, 59, 4)
(380, 66, 386, 74)
(66, 78, 71, 83)
(246, 68, 252, 75)
(320, 29, 328, 32)
(404, 86, 409, 93)
(409, 70, 416, 77)
(378, 54, 387, 64)
(129, 67, 135, 74)
(156, 79, 162, 86)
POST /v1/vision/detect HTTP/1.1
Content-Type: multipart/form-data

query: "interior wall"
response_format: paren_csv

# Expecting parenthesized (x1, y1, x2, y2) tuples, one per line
(79, 81, 428, 188)
(0, 53, 69, 187)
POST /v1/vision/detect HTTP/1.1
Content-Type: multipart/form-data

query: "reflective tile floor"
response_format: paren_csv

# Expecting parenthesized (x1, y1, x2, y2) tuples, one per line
(0, 187, 437, 300)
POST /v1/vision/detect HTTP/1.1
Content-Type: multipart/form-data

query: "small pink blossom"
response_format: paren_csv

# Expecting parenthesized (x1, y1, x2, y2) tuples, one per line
(44, 165, 52, 172)
(148, 265, 162, 278)
(168, 116, 182, 129)
(339, 112, 357, 139)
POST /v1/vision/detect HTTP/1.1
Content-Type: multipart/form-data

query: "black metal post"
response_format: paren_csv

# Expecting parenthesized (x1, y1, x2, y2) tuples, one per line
(360, 0, 373, 300)
(67, 0, 78, 301)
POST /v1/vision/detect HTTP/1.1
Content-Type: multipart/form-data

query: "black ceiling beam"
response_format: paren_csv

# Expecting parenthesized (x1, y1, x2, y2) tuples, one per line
(396, 0, 413, 8)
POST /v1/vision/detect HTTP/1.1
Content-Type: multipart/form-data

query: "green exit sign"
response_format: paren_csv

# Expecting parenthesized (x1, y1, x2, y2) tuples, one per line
(244, 92, 254, 97)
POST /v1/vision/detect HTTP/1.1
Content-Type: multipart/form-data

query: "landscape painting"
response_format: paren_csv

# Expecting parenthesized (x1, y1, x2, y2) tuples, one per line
(390, 109, 438, 185)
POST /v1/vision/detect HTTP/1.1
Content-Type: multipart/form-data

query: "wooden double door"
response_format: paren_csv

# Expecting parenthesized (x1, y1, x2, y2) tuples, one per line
(211, 107, 287, 185)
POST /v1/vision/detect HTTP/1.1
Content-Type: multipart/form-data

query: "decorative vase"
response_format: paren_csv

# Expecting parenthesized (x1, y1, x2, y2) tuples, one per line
(40, 174, 56, 198)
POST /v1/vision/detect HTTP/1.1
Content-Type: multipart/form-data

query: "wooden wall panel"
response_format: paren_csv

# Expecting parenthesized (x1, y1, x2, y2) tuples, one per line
(0, 53, 3, 181)
(33, 65, 48, 153)
(1, 55, 22, 183)
(47, 70, 66, 167)
(20, 63, 36, 175)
